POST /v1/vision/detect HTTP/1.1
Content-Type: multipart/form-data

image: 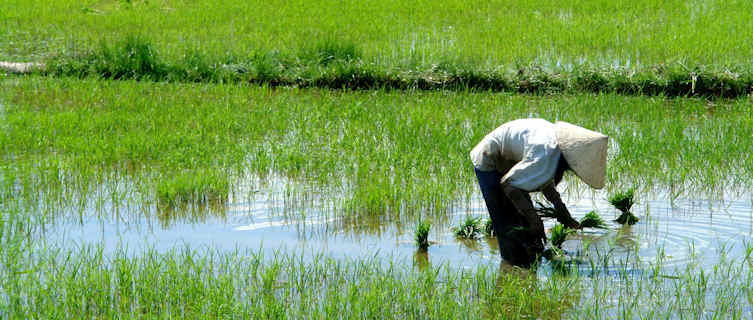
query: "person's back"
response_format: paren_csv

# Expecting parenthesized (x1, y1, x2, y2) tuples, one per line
(469, 118, 608, 267)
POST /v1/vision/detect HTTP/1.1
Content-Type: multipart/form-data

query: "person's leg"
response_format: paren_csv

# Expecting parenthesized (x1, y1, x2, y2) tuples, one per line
(474, 168, 505, 244)
(475, 168, 541, 267)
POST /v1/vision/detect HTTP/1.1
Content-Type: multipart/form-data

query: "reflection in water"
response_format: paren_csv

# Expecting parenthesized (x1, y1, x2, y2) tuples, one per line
(413, 249, 430, 270)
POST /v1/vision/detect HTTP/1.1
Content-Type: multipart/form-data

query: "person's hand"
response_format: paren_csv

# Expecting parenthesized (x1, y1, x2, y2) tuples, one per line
(559, 215, 581, 230)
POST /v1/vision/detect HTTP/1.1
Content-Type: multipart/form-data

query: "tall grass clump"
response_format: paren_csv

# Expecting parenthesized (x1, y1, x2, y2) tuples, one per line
(414, 220, 431, 250)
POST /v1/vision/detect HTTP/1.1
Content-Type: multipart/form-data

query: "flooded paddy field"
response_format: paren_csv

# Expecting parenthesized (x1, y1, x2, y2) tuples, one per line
(43, 175, 753, 275)
(2, 76, 753, 317)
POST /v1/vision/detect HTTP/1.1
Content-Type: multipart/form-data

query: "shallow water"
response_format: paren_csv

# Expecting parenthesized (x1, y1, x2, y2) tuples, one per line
(43, 176, 753, 275)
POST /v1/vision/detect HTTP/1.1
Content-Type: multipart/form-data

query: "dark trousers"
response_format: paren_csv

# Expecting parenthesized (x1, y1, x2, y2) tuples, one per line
(474, 168, 539, 266)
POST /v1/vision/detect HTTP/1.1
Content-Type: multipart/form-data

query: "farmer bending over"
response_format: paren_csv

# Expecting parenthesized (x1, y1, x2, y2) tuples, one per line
(470, 119, 608, 266)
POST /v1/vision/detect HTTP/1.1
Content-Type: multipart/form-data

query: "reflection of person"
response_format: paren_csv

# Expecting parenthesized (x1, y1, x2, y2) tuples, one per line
(470, 119, 608, 266)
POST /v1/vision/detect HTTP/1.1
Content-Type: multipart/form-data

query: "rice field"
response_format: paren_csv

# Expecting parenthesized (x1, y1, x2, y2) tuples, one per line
(3, 0, 753, 318)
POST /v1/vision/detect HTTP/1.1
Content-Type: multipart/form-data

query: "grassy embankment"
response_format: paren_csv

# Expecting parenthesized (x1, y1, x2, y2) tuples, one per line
(3, 0, 753, 96)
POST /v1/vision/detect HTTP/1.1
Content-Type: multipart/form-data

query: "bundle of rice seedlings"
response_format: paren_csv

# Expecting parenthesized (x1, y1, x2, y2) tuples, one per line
(615, 211, 640, 225)
(414, 220, 431, 250)
(453, 216, 482, 239)
(549, 223, 574, 248)
(609, 188, 639, 225)
(579, 210, 607, 229)
(483, 219, 495, 237)
(609, 188, 635, 213)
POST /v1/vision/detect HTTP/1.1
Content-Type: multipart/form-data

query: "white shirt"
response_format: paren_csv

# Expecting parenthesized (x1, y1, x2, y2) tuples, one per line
(470, 118, 561, 191)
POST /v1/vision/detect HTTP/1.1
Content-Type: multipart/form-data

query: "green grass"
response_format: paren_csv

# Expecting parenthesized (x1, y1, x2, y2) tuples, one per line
(27, 36, 753, 97)
(453, 216, 483, 239)
(2, 76, 752, 221)
(5, 1, 753, 96)
(4, 0, 753, 68)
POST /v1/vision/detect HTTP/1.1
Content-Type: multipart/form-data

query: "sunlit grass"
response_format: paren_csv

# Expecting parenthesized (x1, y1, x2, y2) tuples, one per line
(1, 76, 752, 220)
(4, 0, 753, 69)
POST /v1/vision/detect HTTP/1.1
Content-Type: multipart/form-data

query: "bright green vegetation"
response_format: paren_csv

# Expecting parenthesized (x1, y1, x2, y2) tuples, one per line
(610, 189, 639, 225)
(609, 188, 635, 213)
(453, 216, 483, 239)
(4, 0, 753, 67)
(2, 77, 752, 221)
(5, 1, 753, 96)
(414, 220, 431, 250)
(549, 224, 574, 249)
(579, 211, 607, 229)
(33, 36, 753, 97)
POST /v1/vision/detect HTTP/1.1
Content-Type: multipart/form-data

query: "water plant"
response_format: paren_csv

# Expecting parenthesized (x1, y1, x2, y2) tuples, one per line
(579, 210, 607, 229)
(610, 188, 639, 225)
(453, 216, 482, 239)
(414, 220, 431, 250)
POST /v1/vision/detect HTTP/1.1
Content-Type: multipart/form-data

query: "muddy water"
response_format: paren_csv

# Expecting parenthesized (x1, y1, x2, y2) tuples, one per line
(41, 174, 753, 276)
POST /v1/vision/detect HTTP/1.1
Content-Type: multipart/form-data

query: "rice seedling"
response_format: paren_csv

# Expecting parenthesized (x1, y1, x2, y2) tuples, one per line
(579, 210, 607, 229)
(549, 223, 574, 249)
(483, 218, 495, 237)
(414, 220, 431, 250)
(1, 77, 752, 219)
(453, 216, 482, 239)
(610, 188, 639, 225)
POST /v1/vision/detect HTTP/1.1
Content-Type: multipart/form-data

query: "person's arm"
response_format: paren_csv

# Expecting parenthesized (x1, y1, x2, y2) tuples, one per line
(501, 181, 546, 240)
(541, 182, 581, 229)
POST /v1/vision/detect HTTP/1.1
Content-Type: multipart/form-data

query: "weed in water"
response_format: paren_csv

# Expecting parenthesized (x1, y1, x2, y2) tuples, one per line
(579, 210, 607, 229)
(414, 220, 431, 250)
(453, 216, 482, 239)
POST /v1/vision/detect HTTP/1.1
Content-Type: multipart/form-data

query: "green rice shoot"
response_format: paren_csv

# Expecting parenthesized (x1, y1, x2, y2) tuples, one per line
(610, 188, 639, 225)
(414, 220, 431, 250)
(579, 210, 607, 229)
(549, 223, 574, 249)
(453, 216, 482, 240)
(609, 188, 635, 213)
